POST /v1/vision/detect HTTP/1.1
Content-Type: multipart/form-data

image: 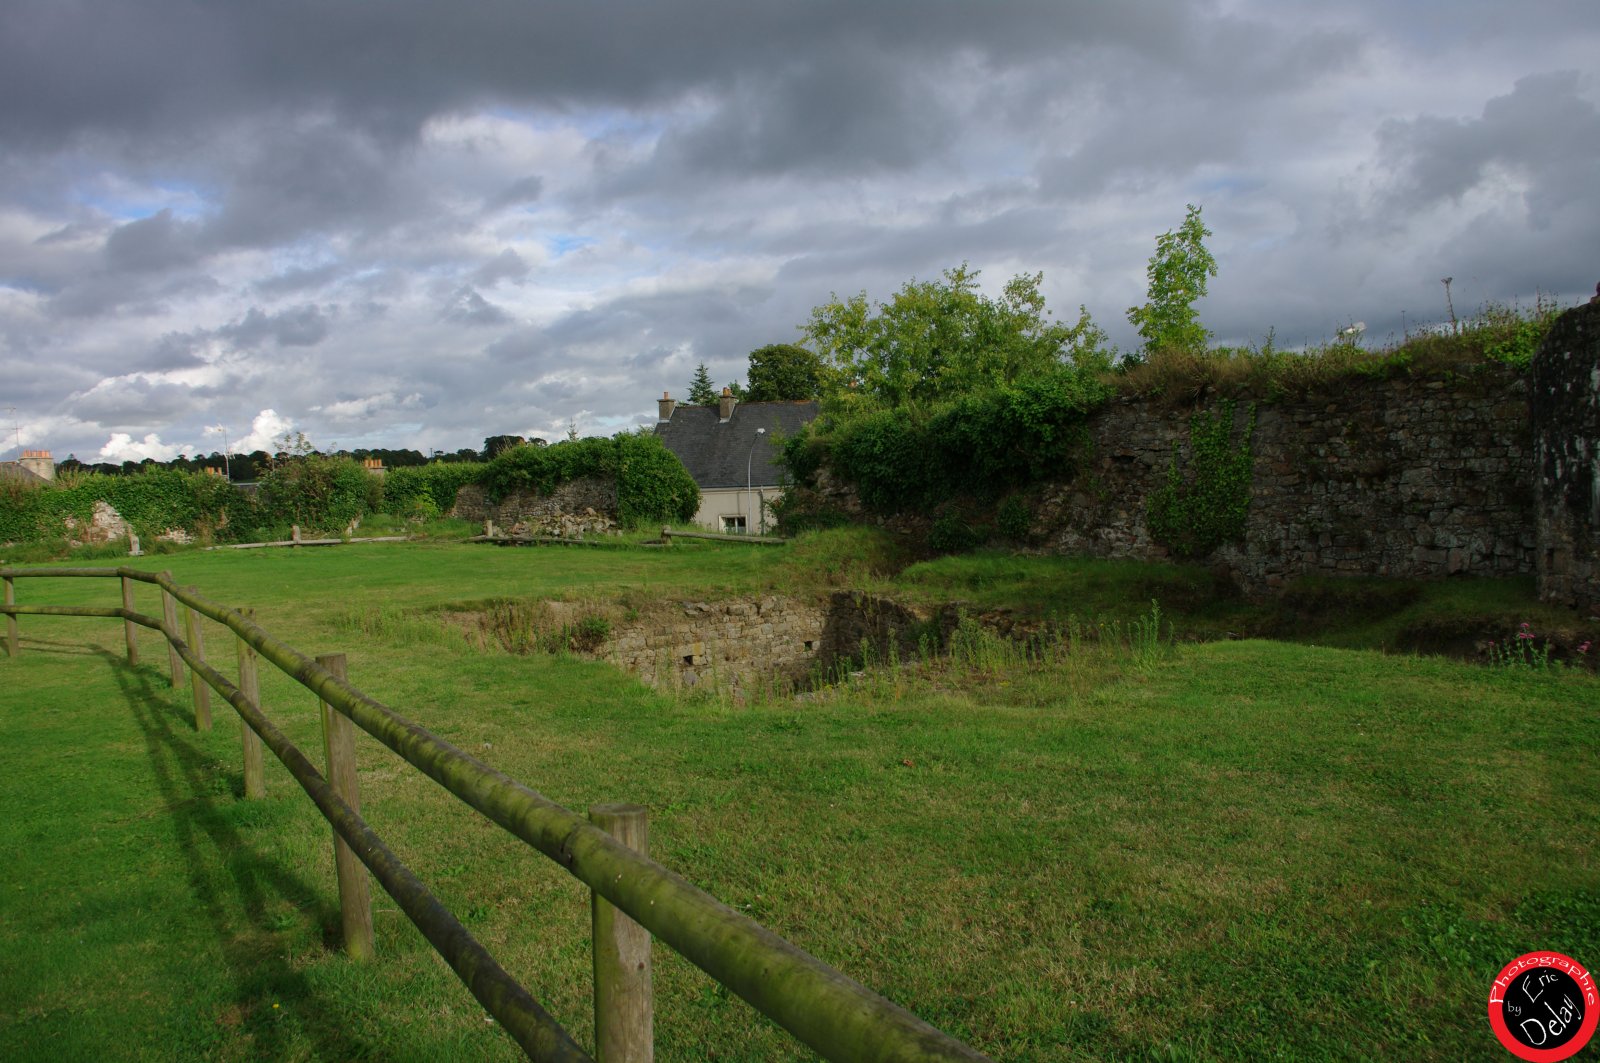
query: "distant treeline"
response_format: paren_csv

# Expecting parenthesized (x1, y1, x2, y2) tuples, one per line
(57, 436, 535, 482)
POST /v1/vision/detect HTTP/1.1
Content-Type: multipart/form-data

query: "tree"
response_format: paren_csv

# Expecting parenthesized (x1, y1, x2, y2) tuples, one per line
(1126, 203, 1217, 357)
(801, 265, 1093, 410)
(745, 343, 823, 401)
(481, 435, 525, 461)
(687, 363, 718, 405)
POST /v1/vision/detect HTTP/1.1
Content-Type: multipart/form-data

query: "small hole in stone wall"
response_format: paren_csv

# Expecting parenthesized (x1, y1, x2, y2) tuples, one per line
(682, 654, 694, 666)
(804, 640, 816, 651)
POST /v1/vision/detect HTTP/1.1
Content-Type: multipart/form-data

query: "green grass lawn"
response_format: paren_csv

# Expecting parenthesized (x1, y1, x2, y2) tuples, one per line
(2, 540, 1597, 1060)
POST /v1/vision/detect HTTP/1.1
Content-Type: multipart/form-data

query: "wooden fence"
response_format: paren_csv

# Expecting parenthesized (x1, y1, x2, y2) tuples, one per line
(1, 565, 990, 1063)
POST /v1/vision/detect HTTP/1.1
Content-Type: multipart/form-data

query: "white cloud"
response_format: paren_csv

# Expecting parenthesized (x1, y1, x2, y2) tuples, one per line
(98, 432, 185, 463)
(232, 409, 297, 455)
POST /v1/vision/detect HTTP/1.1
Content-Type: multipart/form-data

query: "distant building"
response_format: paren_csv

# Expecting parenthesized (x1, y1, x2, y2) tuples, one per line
(653, 389, 818, 534)
(1, 449, 54, 484)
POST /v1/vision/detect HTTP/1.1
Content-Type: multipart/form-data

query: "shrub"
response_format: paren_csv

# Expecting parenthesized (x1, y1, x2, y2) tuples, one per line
(928, 513, 987, 555)
(381, 462, 484, 519)
(256, 456, 373, 533)
(481, 433, 698, 528)
(809, 365, 1110, 515)
(996, 497, 1032, 541)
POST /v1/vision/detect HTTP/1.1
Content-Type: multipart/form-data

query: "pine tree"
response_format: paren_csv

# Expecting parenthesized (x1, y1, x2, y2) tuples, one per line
(687, 363, 718, 405)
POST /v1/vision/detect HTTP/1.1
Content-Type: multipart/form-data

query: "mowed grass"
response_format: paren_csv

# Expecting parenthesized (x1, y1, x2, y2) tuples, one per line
(1, 540, 1597, 1060)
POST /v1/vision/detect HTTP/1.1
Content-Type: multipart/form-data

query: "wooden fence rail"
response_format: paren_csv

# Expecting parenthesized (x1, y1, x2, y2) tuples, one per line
(1, 565, 991, 1063)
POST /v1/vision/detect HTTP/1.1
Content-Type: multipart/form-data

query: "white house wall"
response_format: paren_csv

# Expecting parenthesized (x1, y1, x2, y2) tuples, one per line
(692, 486, 775, 534)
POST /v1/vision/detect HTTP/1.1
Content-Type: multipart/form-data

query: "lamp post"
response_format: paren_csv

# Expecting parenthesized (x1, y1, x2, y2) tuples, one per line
(746, 428, 766, 535)
(206, 424, 231, 480)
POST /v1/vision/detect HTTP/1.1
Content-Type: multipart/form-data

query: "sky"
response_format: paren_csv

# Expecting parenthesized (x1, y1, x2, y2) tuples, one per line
(2, 1, 1598, 464)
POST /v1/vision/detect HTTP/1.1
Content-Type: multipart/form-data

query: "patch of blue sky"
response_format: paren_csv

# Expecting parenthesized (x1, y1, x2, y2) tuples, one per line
(75, 178, 211, 222)
(1191, 172, 1261, 200)
(546, 234, 595, 258)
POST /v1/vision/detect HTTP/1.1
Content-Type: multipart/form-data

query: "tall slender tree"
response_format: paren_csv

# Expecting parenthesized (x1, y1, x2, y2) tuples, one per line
(687, 363, 718, 405)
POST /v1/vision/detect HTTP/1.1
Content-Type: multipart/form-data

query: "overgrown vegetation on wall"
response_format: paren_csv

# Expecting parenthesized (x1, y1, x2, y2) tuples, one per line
(0, 469, 254, 546)
(1146, 400, 1256, 558)
(483, 433, 698, 525)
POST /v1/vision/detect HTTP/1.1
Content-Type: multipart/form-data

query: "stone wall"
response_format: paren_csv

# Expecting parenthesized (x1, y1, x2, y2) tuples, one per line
(592, 592, 953, 696)
(1532, 302, 1600, 613)
(791, 345, 1585, 597)
(603, 596, 827, 695)
(1033, 365, 1536, 592)
(450, 477, 619, 536)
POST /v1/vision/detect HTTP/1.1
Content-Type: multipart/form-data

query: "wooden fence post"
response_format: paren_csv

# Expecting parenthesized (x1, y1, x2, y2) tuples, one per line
(236, 612, 265, 799)
(3, 576, 17, 658)
(182, 597, 212, 731)
(590, 803, 654, 1063)
(120, 574, 139, 666)
(160, 575, 183, 687)
(318, 653, 373, 960)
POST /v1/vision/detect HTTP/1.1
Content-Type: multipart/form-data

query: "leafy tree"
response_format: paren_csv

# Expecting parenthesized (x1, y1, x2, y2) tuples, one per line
(745, 343, 823, 401)
(1126, 203, 1217, 357)
(801, 265, 1097, 411)
(687, 363, 718, 405)
(481, 434, 526, 460)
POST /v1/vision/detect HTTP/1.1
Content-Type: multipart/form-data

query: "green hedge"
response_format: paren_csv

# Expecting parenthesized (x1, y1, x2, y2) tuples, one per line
(0, 470, 259, 545)
(798, 366, 1112, 514)
(483, 434, 698, 526)
(380, 462, 486, 519)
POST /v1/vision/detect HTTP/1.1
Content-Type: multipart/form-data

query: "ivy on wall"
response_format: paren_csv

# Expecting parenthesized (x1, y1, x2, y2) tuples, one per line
(1146, 399, 1256, 558)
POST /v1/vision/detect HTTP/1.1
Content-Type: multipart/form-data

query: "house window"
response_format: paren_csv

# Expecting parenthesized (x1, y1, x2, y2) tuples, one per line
(721, 515, 747, 534)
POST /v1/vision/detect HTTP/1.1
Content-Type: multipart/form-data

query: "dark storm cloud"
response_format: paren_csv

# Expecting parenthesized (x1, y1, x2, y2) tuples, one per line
(219, 305, 334, 348)
(0, 1, 1194, 148)
(104, 209, 203, 273)
(1377, 72, 1600, 218)
(654, 50, 953, 178)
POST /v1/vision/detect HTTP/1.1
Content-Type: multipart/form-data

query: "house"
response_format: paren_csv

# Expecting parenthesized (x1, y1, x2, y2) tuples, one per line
(0, 449, 54, 484)
(653, 388, 818, 534)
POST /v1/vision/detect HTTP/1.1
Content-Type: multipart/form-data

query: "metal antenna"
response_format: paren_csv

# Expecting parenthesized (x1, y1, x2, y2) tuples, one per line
(4, 407, 18, 453)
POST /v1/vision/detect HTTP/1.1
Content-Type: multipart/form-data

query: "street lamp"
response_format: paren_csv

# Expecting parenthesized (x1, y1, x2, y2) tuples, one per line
(206, 424, 231, 480)
(746, 428, 766, 535)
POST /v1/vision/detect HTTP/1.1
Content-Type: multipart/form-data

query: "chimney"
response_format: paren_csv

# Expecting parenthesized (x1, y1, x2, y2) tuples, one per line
(658, 391, 677, 422)
(719, 386, 735, 423)
(19, 449, 55, 481)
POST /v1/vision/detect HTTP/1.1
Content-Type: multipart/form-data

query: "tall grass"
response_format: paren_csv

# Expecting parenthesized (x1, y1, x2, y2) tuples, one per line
(1115, 296, 1569, 403)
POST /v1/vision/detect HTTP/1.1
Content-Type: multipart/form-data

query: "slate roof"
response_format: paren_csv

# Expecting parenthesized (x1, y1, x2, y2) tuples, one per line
(654, 400, 819, 489)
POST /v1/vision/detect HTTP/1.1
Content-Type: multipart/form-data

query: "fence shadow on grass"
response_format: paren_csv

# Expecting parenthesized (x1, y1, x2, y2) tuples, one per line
(99, 647, 377, 1061)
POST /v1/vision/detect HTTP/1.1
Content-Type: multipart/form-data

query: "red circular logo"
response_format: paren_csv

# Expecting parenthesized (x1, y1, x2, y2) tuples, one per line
(1488, 951, 1597, 1060)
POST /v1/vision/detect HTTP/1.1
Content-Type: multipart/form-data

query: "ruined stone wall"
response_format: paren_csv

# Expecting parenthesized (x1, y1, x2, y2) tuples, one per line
(794, 360, 1546, 596)
(592, 592, 951, 696)
(1532, 302, 1600, 613)
(1034, 365, 1536, 592)
(602, 596, 827, 695)
(450, 477, 619, 536)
